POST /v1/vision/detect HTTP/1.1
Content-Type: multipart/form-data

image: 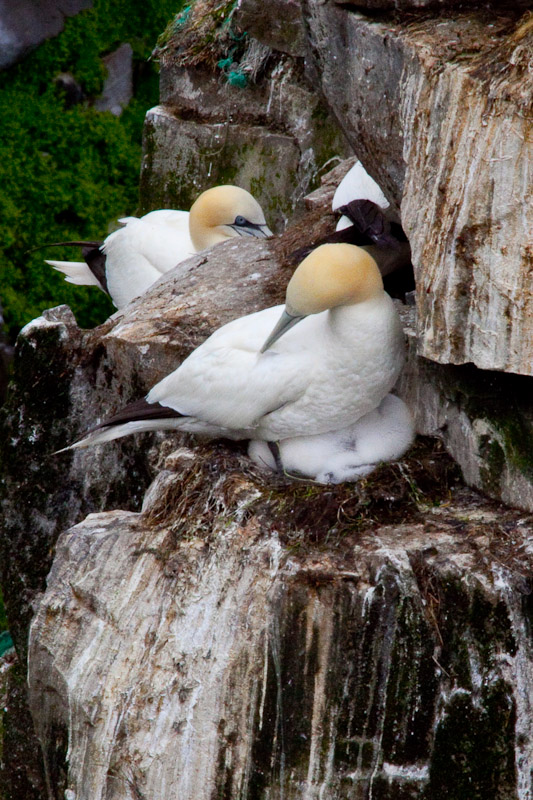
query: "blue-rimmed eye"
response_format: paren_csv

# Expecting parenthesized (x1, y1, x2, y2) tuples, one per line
(234, 215, 247, 226)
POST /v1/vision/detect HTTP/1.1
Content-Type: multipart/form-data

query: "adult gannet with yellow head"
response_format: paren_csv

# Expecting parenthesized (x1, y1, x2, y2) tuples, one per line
(62, 243, 405, 452)
(44, 185, 272, 308)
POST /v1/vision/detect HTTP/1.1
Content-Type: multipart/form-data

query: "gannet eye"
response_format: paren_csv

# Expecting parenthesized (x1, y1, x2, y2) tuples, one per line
(234, 215, 247, 226)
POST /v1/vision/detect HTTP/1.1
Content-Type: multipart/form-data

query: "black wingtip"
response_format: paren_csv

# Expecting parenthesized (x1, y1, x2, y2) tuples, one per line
(97, 397, 184, 430)
(26, 240, 103, 255)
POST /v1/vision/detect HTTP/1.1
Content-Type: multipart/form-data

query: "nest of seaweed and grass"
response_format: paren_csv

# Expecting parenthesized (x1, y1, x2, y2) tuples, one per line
(139, 431, 533, 590)
(142, 434, 462, 546)
(154, 0, 273, 89)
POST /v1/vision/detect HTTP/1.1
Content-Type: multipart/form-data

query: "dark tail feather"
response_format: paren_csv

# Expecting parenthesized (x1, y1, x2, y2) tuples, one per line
(55, 399, 184, 453)
(81, 246, 108, 293)
(99, 398, 183, 429)
(339, 200, 402, 249)
(27, 240, 103, 254)
(32, 240, 109, 294)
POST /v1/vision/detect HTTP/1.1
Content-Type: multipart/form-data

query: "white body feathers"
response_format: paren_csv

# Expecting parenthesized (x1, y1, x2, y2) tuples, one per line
(248, 394, 414, 483)
(333, 161, 390, 232)
(46, 210, 194, 308)
(72, 289, 404, 448)
(103, 210, 194, 307)
(146, 295, 404, 440)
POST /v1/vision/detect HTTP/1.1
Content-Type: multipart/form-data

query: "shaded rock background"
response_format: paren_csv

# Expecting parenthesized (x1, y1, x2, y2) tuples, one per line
(0, 0, 92, 69)
(2, 0, 533, 798)
(94, 43, 133, 116)
(0, 303, 14, 403)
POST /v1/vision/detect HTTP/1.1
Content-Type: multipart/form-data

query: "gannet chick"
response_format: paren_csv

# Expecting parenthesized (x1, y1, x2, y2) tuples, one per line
(248, 394, 414, 483)
(61, 243, 405, 452)
(44, 185, 272, 308)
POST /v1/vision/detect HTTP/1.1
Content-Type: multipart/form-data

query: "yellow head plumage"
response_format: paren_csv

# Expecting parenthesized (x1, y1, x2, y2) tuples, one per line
(285, 243, 384, 316)
(260, 243, 384, 352)
(188, 185, 271, 251)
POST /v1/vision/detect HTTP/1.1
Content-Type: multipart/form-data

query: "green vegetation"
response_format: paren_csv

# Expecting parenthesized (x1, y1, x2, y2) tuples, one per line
(0, 0, 185, 339)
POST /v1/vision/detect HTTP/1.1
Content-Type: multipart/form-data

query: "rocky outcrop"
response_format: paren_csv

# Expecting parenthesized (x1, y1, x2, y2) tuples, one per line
(399, 307, 533, 514)
(0, 0, 92, 70)
(139, 3, 350, 225)
(304, 4, 533, 376)
(4, 1, 533, 797)
(28, 448, 533, 800)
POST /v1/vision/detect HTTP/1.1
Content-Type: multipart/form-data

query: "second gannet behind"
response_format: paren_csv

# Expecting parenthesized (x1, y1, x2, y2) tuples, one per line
(332, 160, 390, 231)
(60, 243, 405, 452)
(45, 185, 272, 308)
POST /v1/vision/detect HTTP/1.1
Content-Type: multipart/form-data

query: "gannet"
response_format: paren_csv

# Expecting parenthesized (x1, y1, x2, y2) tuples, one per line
(248, 394, 414, 483)
(288, 162, 412, 293)
(44, 185, 272, 308)
(61, 243, 405, 453)
(332, 160, 390, 231)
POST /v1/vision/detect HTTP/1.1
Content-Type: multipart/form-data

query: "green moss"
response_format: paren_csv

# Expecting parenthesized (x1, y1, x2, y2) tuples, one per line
(428, 577, 516, 686)
(419, 359, 533, 490)
(0, 0, 185, 340)
(478, 433, 506, 494)
(492, 411, 533, 480)
(381, 598, 438, 765)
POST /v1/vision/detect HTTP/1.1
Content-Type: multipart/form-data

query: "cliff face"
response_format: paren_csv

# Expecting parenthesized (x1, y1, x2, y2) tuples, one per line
(28, 474, 533, 800)
(2, 0, 533, 798)
(304, 5, 533, 375)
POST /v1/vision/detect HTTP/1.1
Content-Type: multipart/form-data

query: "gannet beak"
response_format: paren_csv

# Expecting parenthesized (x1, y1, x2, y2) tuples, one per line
(260, 309, 305, 353)
(229, 222, 272, 239)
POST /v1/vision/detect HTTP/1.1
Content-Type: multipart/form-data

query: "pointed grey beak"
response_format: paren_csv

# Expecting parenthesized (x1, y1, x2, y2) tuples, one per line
(230, 223, 273, 239)
(260, 309, 306, 353)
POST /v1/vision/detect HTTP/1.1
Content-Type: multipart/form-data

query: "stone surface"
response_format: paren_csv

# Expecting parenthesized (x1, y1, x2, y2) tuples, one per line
(140, 106, 302, 231)
(304, 4, 533, 375)
(233, 0, 306, 57)
(0, 654, 46, 800)
(141, 57, 351, 225)
(0, 0, 92, 69)
(28, 462, 533, 799)
(94, 42, 133, 116)
(398, 305, 533, 514)
(335, 0, 531, 10)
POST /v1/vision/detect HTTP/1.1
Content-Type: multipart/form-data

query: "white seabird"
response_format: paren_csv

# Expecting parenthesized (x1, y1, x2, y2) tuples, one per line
(332, 160, 390, 231)
(330, 161, 412, 282)
(248, 394, 414, 483)
(62, 243, 405, 456)
(44, 185, 272, 308)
